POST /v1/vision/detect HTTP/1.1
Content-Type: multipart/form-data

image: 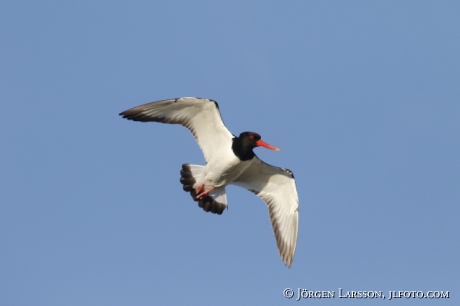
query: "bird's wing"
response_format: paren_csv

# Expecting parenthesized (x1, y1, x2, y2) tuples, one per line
(232, 156, 299, 267)
(119, 97, 234, 162)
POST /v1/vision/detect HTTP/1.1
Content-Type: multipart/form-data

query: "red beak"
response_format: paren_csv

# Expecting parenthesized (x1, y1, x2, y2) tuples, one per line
(256, 139, 280, 151)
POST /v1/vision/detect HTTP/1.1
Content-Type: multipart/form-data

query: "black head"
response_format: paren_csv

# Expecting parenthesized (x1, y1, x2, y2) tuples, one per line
(232, 132, 280, 161)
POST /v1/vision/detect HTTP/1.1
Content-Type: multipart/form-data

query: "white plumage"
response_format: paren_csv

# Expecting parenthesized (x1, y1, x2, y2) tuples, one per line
(120, 97, 299, 267)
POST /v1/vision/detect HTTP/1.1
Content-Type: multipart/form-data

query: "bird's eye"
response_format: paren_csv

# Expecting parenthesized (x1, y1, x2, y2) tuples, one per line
(249, 135, 254, 140)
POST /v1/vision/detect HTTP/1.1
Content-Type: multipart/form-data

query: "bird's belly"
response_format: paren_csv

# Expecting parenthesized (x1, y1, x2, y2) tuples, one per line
(202, 155, 250, 187)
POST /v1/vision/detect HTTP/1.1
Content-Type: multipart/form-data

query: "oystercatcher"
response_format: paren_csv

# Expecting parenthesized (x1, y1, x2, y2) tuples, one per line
(120, 97, 299, 267)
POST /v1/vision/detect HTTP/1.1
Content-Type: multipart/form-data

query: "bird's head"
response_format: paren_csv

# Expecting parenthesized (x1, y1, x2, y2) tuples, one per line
(238, 132, 280, 151)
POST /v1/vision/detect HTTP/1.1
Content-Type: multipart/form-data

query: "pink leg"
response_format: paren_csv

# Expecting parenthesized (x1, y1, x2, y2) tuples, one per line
(196, 184, 205, 195)
(196, 186, 217, 199)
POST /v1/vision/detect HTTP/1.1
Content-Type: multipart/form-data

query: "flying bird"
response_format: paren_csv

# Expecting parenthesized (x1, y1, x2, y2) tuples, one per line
(119, 97, 299, 267)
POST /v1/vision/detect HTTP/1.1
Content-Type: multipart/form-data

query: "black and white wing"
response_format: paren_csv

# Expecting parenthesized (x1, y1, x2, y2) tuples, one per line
(232, 156, 299, 267)
(119, 97, 233, 162)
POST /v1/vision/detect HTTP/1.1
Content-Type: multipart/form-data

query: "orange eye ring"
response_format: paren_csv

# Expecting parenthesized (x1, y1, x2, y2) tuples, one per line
(249, 135, 254, 140)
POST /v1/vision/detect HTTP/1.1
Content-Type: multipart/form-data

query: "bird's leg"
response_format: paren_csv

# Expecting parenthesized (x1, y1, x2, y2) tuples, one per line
(196, 186, 217, 199)
(195, 184, 205, 195)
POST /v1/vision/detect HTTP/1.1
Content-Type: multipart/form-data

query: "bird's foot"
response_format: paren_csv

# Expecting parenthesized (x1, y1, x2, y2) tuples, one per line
(195, 184, 205, 195)
(196, 186, 217, 199)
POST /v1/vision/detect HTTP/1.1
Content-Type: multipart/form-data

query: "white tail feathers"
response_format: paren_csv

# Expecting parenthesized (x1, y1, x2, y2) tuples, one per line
(208, 187, 228, 207)
(185, 164, 205, 189)
(180, 164, 228, 215)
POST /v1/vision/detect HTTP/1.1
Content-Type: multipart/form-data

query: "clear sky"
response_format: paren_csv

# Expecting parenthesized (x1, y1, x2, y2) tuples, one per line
(1, 1, 459, 305)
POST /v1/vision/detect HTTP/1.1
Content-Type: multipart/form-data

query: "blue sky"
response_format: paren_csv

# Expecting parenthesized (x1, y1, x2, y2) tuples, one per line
(1, 1, 459, 305)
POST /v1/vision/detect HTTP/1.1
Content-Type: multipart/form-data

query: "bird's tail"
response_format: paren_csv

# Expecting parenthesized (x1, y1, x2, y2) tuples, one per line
(180, 164, 228, 215)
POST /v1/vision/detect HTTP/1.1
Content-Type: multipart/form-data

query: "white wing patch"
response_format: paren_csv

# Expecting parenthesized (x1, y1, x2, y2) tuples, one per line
(232, 157, 299, 267)
(119, 97, 234, 162)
